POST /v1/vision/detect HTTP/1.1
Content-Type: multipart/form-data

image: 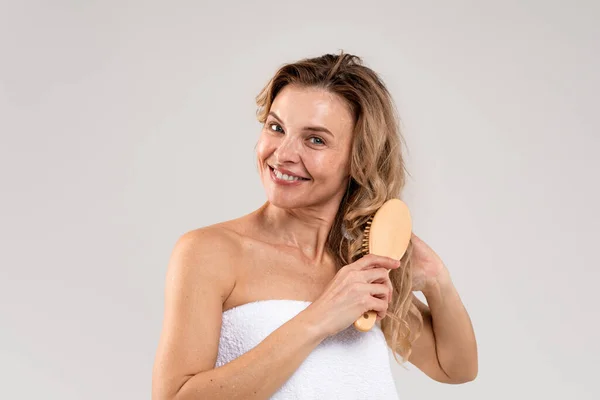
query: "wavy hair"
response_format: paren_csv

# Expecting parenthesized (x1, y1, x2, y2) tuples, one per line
(255, 51, 422, 364)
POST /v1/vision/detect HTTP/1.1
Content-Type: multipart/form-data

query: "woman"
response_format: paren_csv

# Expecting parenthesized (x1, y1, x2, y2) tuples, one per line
(152, 52, 478, 399)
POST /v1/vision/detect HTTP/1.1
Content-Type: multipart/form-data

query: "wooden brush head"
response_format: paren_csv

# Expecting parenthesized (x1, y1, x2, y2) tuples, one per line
(366, 198, 412, 260)
(354, 198, 412, 332)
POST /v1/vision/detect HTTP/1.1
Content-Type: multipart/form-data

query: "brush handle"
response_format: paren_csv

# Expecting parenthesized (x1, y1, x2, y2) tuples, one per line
(353, 310, 378, 332)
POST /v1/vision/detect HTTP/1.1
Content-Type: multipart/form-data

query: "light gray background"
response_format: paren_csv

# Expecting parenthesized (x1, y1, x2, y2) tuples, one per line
(1, 0, 598, 399)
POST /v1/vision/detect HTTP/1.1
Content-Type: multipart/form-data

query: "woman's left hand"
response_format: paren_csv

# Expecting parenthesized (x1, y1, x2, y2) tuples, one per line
(408, 232, 450, 293)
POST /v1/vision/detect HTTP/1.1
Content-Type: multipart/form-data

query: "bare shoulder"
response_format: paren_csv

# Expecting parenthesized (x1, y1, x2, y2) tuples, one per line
(178, 223, 244, 254)
(168, 224, 242, 298)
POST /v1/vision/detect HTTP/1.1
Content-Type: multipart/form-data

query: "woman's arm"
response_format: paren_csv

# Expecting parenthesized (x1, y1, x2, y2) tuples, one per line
(176, 311, 324, 400)
(151, 228, 327, 400)
(407, 271, 478, 384)
(400, 233, 478, 383)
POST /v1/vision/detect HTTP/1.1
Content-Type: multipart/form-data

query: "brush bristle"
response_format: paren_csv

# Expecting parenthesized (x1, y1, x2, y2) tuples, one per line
(361, 215, 375, 256)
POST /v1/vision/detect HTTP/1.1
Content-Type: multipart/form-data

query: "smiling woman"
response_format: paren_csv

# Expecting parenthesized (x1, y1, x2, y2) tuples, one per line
(151, 51, 478, 400)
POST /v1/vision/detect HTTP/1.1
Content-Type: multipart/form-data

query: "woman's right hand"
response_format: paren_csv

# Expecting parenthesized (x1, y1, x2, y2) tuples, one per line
(303, 254, 402, 338)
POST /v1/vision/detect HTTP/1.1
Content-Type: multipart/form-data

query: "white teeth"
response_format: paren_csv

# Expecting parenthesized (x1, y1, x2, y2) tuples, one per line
(273, 168, 302, 181)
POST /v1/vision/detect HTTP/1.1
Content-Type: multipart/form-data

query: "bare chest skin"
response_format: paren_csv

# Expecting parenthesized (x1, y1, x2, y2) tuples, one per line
(221, 222, 339, 313)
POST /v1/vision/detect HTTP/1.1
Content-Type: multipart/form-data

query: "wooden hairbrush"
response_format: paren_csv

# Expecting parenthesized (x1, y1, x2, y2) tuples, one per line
(353, 198, 412, 332)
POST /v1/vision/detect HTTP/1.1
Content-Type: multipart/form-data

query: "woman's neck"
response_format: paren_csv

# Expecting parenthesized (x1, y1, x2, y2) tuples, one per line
(257, 200, 340, 265)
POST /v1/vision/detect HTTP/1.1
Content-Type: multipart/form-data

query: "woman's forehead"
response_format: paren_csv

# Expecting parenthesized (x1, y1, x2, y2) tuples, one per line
(270, 86, 354, 136)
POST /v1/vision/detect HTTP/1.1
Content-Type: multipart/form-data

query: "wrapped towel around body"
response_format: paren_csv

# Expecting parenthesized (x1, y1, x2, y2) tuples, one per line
(215, 299, 400, 399)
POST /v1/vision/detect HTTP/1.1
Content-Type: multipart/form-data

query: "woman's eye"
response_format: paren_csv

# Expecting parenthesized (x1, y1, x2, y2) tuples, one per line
(309, 137, 325, 145)
(269, 123, 283, 133)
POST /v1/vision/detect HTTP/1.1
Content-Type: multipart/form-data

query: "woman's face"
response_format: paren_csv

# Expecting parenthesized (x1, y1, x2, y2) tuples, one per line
(256, 84, 355, 210)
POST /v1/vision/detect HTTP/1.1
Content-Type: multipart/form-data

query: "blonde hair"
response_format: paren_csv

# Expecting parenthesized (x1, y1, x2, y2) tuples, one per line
(255, 51, 422, 364)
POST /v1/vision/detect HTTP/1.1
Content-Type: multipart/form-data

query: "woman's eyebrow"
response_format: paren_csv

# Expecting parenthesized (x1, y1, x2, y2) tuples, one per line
(268, 111, 334, 138)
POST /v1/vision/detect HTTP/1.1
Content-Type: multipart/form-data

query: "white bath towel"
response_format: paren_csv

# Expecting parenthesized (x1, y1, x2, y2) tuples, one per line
(215, 299, 400, 399)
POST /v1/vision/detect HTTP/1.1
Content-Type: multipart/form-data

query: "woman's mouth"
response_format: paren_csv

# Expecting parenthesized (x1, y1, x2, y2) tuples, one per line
(269, 166, 310, 185)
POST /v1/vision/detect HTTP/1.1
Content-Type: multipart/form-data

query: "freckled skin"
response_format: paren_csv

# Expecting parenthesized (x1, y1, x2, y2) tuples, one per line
(256, 84, 356, 211)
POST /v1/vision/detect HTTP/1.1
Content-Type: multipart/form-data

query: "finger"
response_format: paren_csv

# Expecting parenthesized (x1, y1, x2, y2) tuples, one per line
(362, 282, 389, 298)
(362, 283, 389, 318)
(369, 297, 389, 320)
(361, 267, 390, 283)
(355, 254, 400, 271)
(367, 268, 394, 303)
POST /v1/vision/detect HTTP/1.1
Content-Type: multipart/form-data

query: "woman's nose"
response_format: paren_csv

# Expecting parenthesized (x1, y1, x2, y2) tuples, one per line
(274, 136, 301, 163)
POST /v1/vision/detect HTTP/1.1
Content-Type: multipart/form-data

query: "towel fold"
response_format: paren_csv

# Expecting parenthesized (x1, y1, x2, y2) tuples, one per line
(215, 299, 400, 399)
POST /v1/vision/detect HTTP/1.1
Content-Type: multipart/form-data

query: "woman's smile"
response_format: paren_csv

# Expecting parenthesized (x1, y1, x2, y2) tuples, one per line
(269, 165, 310, 186)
